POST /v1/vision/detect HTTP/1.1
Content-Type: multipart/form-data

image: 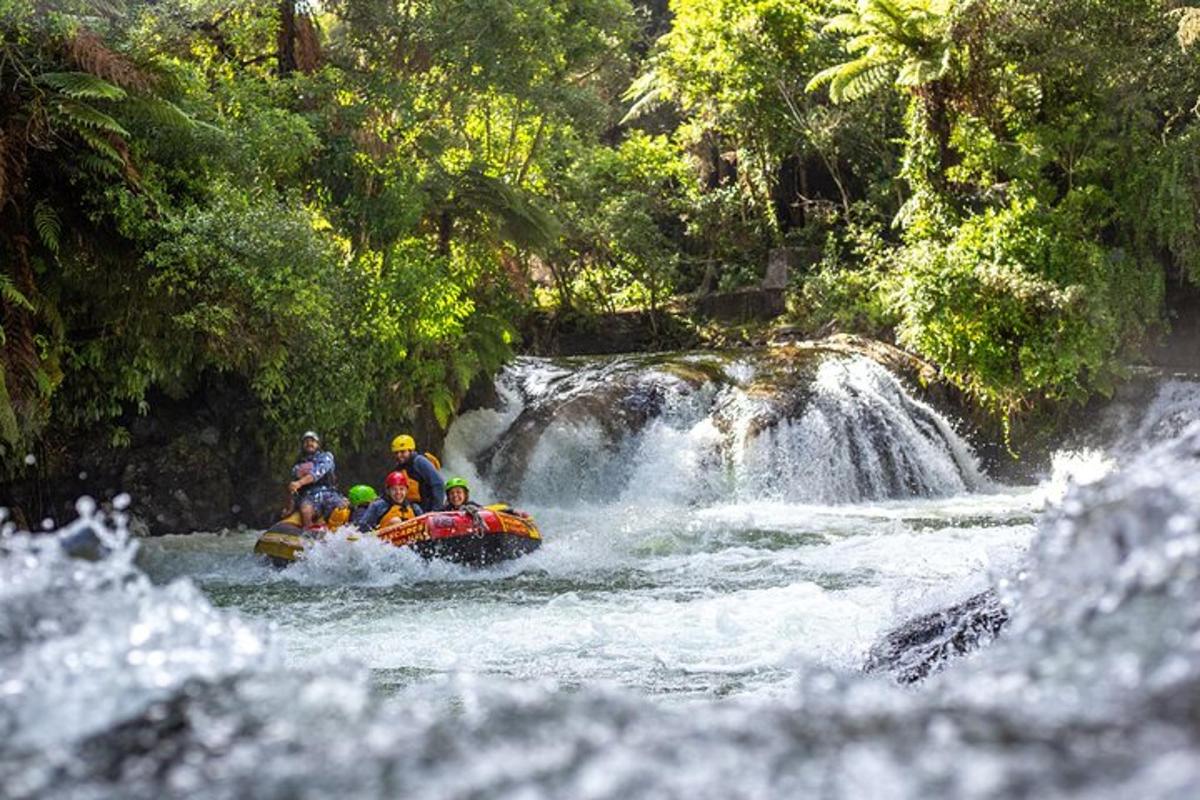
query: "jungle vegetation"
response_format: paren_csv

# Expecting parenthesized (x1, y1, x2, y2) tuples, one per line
(3, 0, 1200, 470)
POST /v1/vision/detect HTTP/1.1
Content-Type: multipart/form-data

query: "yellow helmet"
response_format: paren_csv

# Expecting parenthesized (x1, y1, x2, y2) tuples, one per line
(391, 434, 416, 452)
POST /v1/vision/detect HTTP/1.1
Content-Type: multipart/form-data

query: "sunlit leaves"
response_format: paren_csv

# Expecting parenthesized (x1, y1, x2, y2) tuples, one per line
(806, 0, 954, 103)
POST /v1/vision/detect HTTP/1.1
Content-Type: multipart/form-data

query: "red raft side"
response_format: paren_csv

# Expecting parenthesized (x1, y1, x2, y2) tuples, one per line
(376, 508, 542, 566)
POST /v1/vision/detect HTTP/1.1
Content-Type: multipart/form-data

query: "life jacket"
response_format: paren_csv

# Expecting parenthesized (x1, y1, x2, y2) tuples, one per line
(293, 451, 337, 494)
(379, 501, 417, 528)
(326, 505, 350, 527)
(400, 451, 441, 505)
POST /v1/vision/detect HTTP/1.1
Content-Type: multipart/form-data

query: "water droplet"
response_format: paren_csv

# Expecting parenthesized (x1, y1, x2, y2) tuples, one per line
(23, 453, 36, 465)
(130, 623, 151, 646)
(75, 496, 96, 516)
(113, 493, 132, 510)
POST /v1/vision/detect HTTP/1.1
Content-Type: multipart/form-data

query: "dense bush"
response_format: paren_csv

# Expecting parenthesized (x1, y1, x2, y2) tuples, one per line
(891, 199, 1161, 416)
(0, 0, 628, 470)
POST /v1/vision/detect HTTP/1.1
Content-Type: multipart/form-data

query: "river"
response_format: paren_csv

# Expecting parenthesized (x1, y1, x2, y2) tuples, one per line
(3, 349, 1200, 798)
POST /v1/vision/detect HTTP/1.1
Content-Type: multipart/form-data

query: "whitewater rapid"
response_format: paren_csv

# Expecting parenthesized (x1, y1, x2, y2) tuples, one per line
(3, 353, 1200, 799)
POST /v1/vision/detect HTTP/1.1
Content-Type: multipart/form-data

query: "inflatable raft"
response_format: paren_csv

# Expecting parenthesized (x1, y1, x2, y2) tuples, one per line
(253, 506, 542, 568)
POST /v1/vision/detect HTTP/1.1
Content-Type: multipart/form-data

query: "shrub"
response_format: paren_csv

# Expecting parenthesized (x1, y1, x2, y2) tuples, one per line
(890, 198, 1162, 416)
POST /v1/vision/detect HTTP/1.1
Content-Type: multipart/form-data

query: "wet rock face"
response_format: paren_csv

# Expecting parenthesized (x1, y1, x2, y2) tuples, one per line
(75, 678, 249, 789)
(863, 591, 1011, 684)
(475, 359, 710, 498)
(1, 382, 279, 535)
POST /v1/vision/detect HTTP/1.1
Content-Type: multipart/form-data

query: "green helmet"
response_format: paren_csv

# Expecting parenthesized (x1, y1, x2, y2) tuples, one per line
(445, 477, 470, 496)
(347, 484, 378, 506)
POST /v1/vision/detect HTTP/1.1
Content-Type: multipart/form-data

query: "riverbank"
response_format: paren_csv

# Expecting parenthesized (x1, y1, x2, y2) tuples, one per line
(3, 323, 1196, 535)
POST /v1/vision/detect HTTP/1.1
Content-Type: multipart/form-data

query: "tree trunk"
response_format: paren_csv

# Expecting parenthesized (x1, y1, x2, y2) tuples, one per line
(437, 210, 454, 257)
(277, 1, 298, 76)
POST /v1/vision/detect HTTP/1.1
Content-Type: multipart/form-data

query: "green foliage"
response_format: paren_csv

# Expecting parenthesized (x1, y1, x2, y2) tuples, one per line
(36, 71, 127, 100)
(796, 214, 898, 337)
(890, 199, 1161, 415)
(33, 202, 62, 255)
(551, 132, 695, 314)
(5, 0, 1200, 468)
(636, 0, 826, 240)
(0, 0, 625, 470)
(806, 0, 953, 102)
(794, 0, 1200, 422)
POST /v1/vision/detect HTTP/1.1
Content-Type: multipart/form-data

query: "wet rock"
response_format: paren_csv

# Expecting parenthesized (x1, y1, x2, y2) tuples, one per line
(864, 591, 1010, 684)
(72, 677, 262, 792)
(476, 359, 708, 496)
(58, 522, 108, 561)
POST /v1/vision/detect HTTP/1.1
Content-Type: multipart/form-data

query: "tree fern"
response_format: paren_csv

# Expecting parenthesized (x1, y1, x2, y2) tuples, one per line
(53, 99, 129, 137)
(36, 71, 126, 100)
(0, 273, 33, 313)
(125, 96, 196, 130)
(0, 363, 22, 451)
(33, 200, 61, 254)
(450, 168, 560, 251)
(807, 0, 952, 104)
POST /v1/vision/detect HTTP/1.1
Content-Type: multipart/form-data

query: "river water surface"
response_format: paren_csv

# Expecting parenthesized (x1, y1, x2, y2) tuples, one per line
(4, 352, 1200, 799)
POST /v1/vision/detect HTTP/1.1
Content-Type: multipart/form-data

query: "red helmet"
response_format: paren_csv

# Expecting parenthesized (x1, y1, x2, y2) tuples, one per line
(385, 471, 408, 488)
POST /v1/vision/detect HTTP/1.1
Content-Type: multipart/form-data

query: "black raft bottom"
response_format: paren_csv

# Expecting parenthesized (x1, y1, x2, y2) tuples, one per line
(412, 532, 541, 567)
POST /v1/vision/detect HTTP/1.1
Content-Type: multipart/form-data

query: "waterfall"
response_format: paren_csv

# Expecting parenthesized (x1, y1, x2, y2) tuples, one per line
(445, 351, 987, 506)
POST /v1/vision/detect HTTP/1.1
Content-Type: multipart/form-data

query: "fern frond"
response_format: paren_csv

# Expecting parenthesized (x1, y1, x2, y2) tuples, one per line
(79, 153, 123, 176)
(822, 11, 862, 35)
(806, 62, 845, 94)
(53, 100, 129, 137)
(844, 33, 879, 54)
(0, 273, 34, 311)
(621, 67, 669, 124)
(33, 201, 61, 254)
(65, 30, 152, 92)
(453, 169, 561, 250)
(125, 96, 195, 129)
(896, 55, 945, 87)
(818, 54, 892, 102)
(429, 385, 456, 429)
(37, 72, 127, 101)
(836, 62, 893, 102)
(76, 128, 125, 165)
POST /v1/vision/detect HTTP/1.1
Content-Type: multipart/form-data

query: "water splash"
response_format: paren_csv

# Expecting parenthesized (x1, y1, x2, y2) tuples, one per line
(6, 361, 1200, 798)
(4, 421, 1200, 797)
(1126, 377, 1200, 451)
(740, 358, 985, 503)
(0, 503, 271, 758)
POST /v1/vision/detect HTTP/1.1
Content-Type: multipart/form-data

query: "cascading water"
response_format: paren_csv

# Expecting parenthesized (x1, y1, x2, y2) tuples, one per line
(459, 349, 986, 506)
(4, 351, 1200, 799)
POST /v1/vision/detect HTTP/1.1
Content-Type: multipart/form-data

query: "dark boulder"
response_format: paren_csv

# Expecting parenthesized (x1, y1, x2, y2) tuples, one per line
(864, 591, 1010, 684)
